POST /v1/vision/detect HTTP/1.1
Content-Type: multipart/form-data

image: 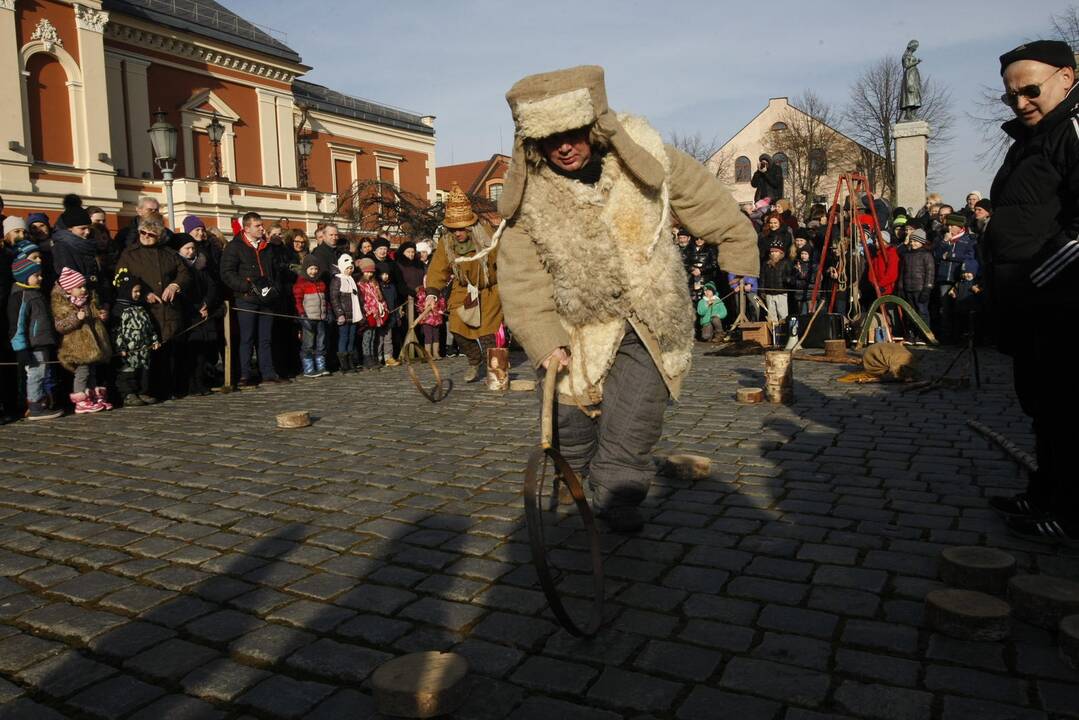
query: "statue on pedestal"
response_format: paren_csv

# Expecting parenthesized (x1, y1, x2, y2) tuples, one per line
(899, 39, 922, 122)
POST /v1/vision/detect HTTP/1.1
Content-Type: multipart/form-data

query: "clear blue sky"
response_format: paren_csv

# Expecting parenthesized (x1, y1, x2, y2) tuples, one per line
(229, 0, 1063, 207)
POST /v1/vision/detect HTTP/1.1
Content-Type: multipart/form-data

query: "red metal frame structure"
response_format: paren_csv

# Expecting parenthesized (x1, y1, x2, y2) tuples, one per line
(808, 173, 893, 340)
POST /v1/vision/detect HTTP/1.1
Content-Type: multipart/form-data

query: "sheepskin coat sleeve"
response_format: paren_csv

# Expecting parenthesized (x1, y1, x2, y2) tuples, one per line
(497, 223, 572, 367)
(665, 146, 760, 280)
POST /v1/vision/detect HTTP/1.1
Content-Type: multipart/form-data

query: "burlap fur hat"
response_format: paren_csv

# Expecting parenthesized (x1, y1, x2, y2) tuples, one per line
(442, 182, 479, 230)
(498, 65, 666, 219)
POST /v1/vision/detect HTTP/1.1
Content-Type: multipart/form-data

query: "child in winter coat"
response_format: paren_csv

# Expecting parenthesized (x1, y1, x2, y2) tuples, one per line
(791, 248, 814, 316)
(7, 256, 62, 420)
(293, 255, 330, 377)
(111, 271, 160, 407)
(330, 254, 364, 373)
(378, 268, 401, 366)
(52, 267, 113, 413)
(696, 282, 728, 341)
(414, 285, 447, 359)
(357, 257, 389, 369)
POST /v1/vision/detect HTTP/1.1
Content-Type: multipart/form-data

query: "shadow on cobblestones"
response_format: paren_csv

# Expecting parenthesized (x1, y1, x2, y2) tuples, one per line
(1, 348, 1078, 719)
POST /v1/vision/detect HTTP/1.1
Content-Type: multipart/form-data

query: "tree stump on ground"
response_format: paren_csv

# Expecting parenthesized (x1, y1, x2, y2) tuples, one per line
(1060, 615, 1079, 671)
(736, 387, 764, 404)
(659, 454, 712, 481)
(371, 651, 469, 718)
(275, 411, 311, 429)
(939, 547, 1016, 595)
(486, 348, 509, 392)
(764, 350, 793, 404)
(926, 588, 1011, 641)
(1007, 574, 1079, 629)
(823, 339, 847, 361)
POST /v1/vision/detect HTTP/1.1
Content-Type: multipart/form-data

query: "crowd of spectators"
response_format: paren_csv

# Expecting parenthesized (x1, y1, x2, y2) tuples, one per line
(679, 189, 992, 346)
(0, 193, 452, 423)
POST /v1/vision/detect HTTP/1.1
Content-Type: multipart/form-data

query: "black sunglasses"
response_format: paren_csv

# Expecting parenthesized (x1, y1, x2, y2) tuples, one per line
(1001, 67, 1064, 107)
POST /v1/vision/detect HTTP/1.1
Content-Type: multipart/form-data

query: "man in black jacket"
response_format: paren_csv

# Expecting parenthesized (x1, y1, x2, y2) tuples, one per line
(984, 40, 1079, 542)
(220, 212, 285, 386)
(750, 153, 783, 204)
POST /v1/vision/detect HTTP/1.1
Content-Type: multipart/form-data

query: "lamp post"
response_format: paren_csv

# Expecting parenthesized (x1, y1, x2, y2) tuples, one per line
(207, 112, 225, 181)
(147, 108, 178, 229)
(297, 130, 313, 189)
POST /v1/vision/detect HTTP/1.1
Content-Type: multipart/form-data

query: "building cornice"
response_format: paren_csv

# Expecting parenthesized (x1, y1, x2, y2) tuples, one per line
(104, 15, 308, 84)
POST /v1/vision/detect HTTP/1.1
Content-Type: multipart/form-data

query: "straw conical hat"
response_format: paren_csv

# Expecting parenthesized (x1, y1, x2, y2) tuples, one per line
(442, 183, 478, 229)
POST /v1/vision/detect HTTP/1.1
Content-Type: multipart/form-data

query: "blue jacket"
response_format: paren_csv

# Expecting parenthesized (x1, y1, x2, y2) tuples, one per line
(7, 284, 56, 352)
(934, 232, 979, 285)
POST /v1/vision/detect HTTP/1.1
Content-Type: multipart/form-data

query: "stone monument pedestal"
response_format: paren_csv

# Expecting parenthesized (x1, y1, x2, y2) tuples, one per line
(893, 119, 929, 214)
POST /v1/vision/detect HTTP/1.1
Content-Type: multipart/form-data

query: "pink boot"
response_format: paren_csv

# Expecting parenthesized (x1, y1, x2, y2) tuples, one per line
(71, 392, 103, 414)
(90, 387, 113, 410)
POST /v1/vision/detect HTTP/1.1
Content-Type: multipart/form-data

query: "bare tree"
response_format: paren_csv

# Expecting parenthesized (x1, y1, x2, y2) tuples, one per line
(1051, 6, 1079, 48)
(668, 130, 721, 163)
(331, 180, 443, 240)
(843, 55, 955, 202)
(668, 130, 733, 180)
(762, 91, 861, 216)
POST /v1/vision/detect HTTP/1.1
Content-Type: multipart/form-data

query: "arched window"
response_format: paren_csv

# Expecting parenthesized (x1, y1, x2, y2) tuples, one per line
(773, 152, 790, 178)
(770, 121, 788, 131)
(734, 156, 751, 183)
(489, 183, 503, 202)
(27, 54, 73, 165)
(809, 148, 827, 175)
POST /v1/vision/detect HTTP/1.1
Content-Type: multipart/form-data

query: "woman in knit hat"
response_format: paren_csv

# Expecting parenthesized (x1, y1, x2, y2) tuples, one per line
(422, 183, 503, 382)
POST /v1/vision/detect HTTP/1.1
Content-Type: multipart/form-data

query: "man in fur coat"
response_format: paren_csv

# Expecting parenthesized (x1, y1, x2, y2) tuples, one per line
(496, 66, 759, 531)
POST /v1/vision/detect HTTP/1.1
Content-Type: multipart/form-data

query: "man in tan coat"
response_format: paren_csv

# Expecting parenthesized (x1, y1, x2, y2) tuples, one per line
(424, 184, 503, 382)
(496, 66, 759, 532)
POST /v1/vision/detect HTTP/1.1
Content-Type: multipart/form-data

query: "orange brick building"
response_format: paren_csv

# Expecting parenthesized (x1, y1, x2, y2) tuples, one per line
(0, 0, 436, 234)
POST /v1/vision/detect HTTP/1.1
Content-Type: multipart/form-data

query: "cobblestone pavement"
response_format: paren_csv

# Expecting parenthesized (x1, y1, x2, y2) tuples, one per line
(0, 345, 1076, 720)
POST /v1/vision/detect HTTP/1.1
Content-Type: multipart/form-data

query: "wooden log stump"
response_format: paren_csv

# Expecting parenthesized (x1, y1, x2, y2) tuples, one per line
(371, 651, 469, 718)
(926, 588, 1011, 641)
(275, 410, 311, 429)
(1008, 574, 1079, 629)
(1060, 614, 1079, 671)
(736, 387, 764, 404)
(763, 350, 793, 404)
(486, 348, 509, 392)
(659, 454, 712, 481)
(823, 339, 847, 361)
(939, 547, 1017, 595)
(509, 379, 536, 392)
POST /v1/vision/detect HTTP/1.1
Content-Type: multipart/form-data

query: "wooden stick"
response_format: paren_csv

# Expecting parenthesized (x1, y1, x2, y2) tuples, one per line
(223, 301, 233, 390)
(541, 369, 558, 450)
(790, 300, 826, 354)
(967, 420, 1038, 473)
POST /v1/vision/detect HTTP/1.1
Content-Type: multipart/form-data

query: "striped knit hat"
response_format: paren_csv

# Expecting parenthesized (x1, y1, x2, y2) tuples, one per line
(11, 256, 40, 284)
(57, 267, 87, 292)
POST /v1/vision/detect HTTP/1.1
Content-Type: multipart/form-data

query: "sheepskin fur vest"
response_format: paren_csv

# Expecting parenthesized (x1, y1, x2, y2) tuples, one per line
(516, 114, 692, 403)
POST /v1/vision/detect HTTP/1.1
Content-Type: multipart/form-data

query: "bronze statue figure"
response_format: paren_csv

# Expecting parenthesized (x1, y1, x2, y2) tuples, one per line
(899, 39, 922, 121)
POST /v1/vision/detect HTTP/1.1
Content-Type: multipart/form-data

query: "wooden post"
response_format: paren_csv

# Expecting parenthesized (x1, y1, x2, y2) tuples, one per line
(223, 301, 233, 391)
(763, 350, 793, 404)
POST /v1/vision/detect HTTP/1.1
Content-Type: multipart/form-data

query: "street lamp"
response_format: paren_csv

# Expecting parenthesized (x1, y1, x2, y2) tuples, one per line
(207, 112, 225, 181)
(297, 129, 314, 189)
(147, 108, 178, 229)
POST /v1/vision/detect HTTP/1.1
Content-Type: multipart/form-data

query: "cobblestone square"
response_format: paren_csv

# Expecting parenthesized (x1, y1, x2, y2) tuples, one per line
(0, 347, 1076, 719)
